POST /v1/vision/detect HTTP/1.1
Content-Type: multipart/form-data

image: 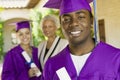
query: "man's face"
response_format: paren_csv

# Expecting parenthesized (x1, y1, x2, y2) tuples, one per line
(60, 10, 93, 45)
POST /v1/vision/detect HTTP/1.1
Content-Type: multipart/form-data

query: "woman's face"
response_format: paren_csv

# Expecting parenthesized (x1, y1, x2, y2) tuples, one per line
(42, 20, 57, 38)
(16, 28, 31, 45)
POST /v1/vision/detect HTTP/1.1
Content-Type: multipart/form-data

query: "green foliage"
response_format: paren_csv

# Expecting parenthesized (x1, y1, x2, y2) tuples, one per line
(0, 22, 4, 60)
(48, 9, 59, 16)
(32, 29, 46, 47)
(56, 27, 65, 38)
(30, 9, 46, 47)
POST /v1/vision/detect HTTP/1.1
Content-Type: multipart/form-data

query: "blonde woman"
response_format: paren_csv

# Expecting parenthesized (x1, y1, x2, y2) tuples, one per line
(38, 15, 68, 71)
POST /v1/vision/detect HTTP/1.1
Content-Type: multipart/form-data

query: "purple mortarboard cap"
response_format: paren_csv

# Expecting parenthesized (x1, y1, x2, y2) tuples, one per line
(44, 0, 93, 15)
(16, 21, 30, 32)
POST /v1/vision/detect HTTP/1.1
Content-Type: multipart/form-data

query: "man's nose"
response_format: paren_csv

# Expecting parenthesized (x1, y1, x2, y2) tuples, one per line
(70, 18, 79, 27)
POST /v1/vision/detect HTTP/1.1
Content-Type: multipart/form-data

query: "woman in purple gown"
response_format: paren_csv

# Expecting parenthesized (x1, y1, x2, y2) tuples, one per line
(2, 21, 41, 80)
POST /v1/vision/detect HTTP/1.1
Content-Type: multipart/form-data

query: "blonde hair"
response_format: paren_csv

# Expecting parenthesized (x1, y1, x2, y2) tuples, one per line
(40, 14, 60, 29)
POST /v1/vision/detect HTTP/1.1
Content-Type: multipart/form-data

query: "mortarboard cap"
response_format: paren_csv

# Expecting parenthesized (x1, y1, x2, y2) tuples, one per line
(16, 21, 30, 32)
(44, 0, 93, 15)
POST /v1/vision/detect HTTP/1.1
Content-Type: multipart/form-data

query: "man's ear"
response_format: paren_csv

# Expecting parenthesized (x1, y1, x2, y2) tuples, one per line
(90, 17, 93, 25)
(59, 16, 61, 24)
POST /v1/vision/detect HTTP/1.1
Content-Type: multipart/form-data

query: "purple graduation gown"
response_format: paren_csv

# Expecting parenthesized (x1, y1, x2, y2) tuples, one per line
(42, 42, 120, 80)
(2, 45, 41, 80)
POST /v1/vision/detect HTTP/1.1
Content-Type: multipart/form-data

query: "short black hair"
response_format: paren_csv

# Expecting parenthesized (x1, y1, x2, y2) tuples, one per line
(89, 11, 93, 18)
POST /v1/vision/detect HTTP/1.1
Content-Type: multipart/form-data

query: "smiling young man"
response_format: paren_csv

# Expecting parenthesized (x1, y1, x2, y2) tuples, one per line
(41, 0, 120, 80)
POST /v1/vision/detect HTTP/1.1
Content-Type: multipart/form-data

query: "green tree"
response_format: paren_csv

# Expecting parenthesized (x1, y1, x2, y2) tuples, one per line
(0, 22, 4, 60)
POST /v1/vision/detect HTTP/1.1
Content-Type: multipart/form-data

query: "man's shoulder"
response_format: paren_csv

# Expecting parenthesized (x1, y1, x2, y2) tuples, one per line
(47, 46, 68, 63)
(44, 47, 68, 72)
(98, 42, 120, 67)
(96, 41, 120, 56)
(99, 41, 120, 51)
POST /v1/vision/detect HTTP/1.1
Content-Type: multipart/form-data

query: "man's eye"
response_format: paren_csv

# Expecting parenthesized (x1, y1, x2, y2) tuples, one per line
(63, 18, 71, 23)
(78, 16, 85, 20)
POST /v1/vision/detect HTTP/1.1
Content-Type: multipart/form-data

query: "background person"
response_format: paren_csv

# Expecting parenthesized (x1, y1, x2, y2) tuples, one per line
(38, 15, 68, 71)
(2, 21, 41, 80)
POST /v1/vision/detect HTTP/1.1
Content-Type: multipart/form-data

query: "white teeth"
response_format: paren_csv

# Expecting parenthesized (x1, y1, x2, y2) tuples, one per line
(71, 31, 81, 34)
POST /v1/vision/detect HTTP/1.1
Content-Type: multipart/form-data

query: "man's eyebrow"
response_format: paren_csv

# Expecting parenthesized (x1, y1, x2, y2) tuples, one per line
(61, 11, 87, 17)
(76, 11, 86, 14)
(62, 14, 70, 17)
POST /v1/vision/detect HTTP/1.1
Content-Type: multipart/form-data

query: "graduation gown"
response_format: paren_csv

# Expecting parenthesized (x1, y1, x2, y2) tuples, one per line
(42, 42, 120, 80)
(38, 36, 68, 70)
(2, 45, 41, 80)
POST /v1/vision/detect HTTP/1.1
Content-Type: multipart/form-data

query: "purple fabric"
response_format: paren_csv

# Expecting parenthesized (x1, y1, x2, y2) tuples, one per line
(86, 0, 93, 3)
(16, 21, 30, 32)
(2, 45, 41, 80)
(42, 42, 120, 80)
(44, 0, 92, 15)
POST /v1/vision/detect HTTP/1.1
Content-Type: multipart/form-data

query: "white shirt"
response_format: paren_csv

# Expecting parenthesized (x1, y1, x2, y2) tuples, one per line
(70, 52, 91, 76)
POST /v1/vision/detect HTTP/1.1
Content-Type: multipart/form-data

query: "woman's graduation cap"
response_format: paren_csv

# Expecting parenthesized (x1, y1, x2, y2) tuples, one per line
(16, 21, 30, 32)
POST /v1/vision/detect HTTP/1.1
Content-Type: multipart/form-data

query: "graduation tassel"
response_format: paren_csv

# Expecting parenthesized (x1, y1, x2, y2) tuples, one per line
(93, 0, 98, 44)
